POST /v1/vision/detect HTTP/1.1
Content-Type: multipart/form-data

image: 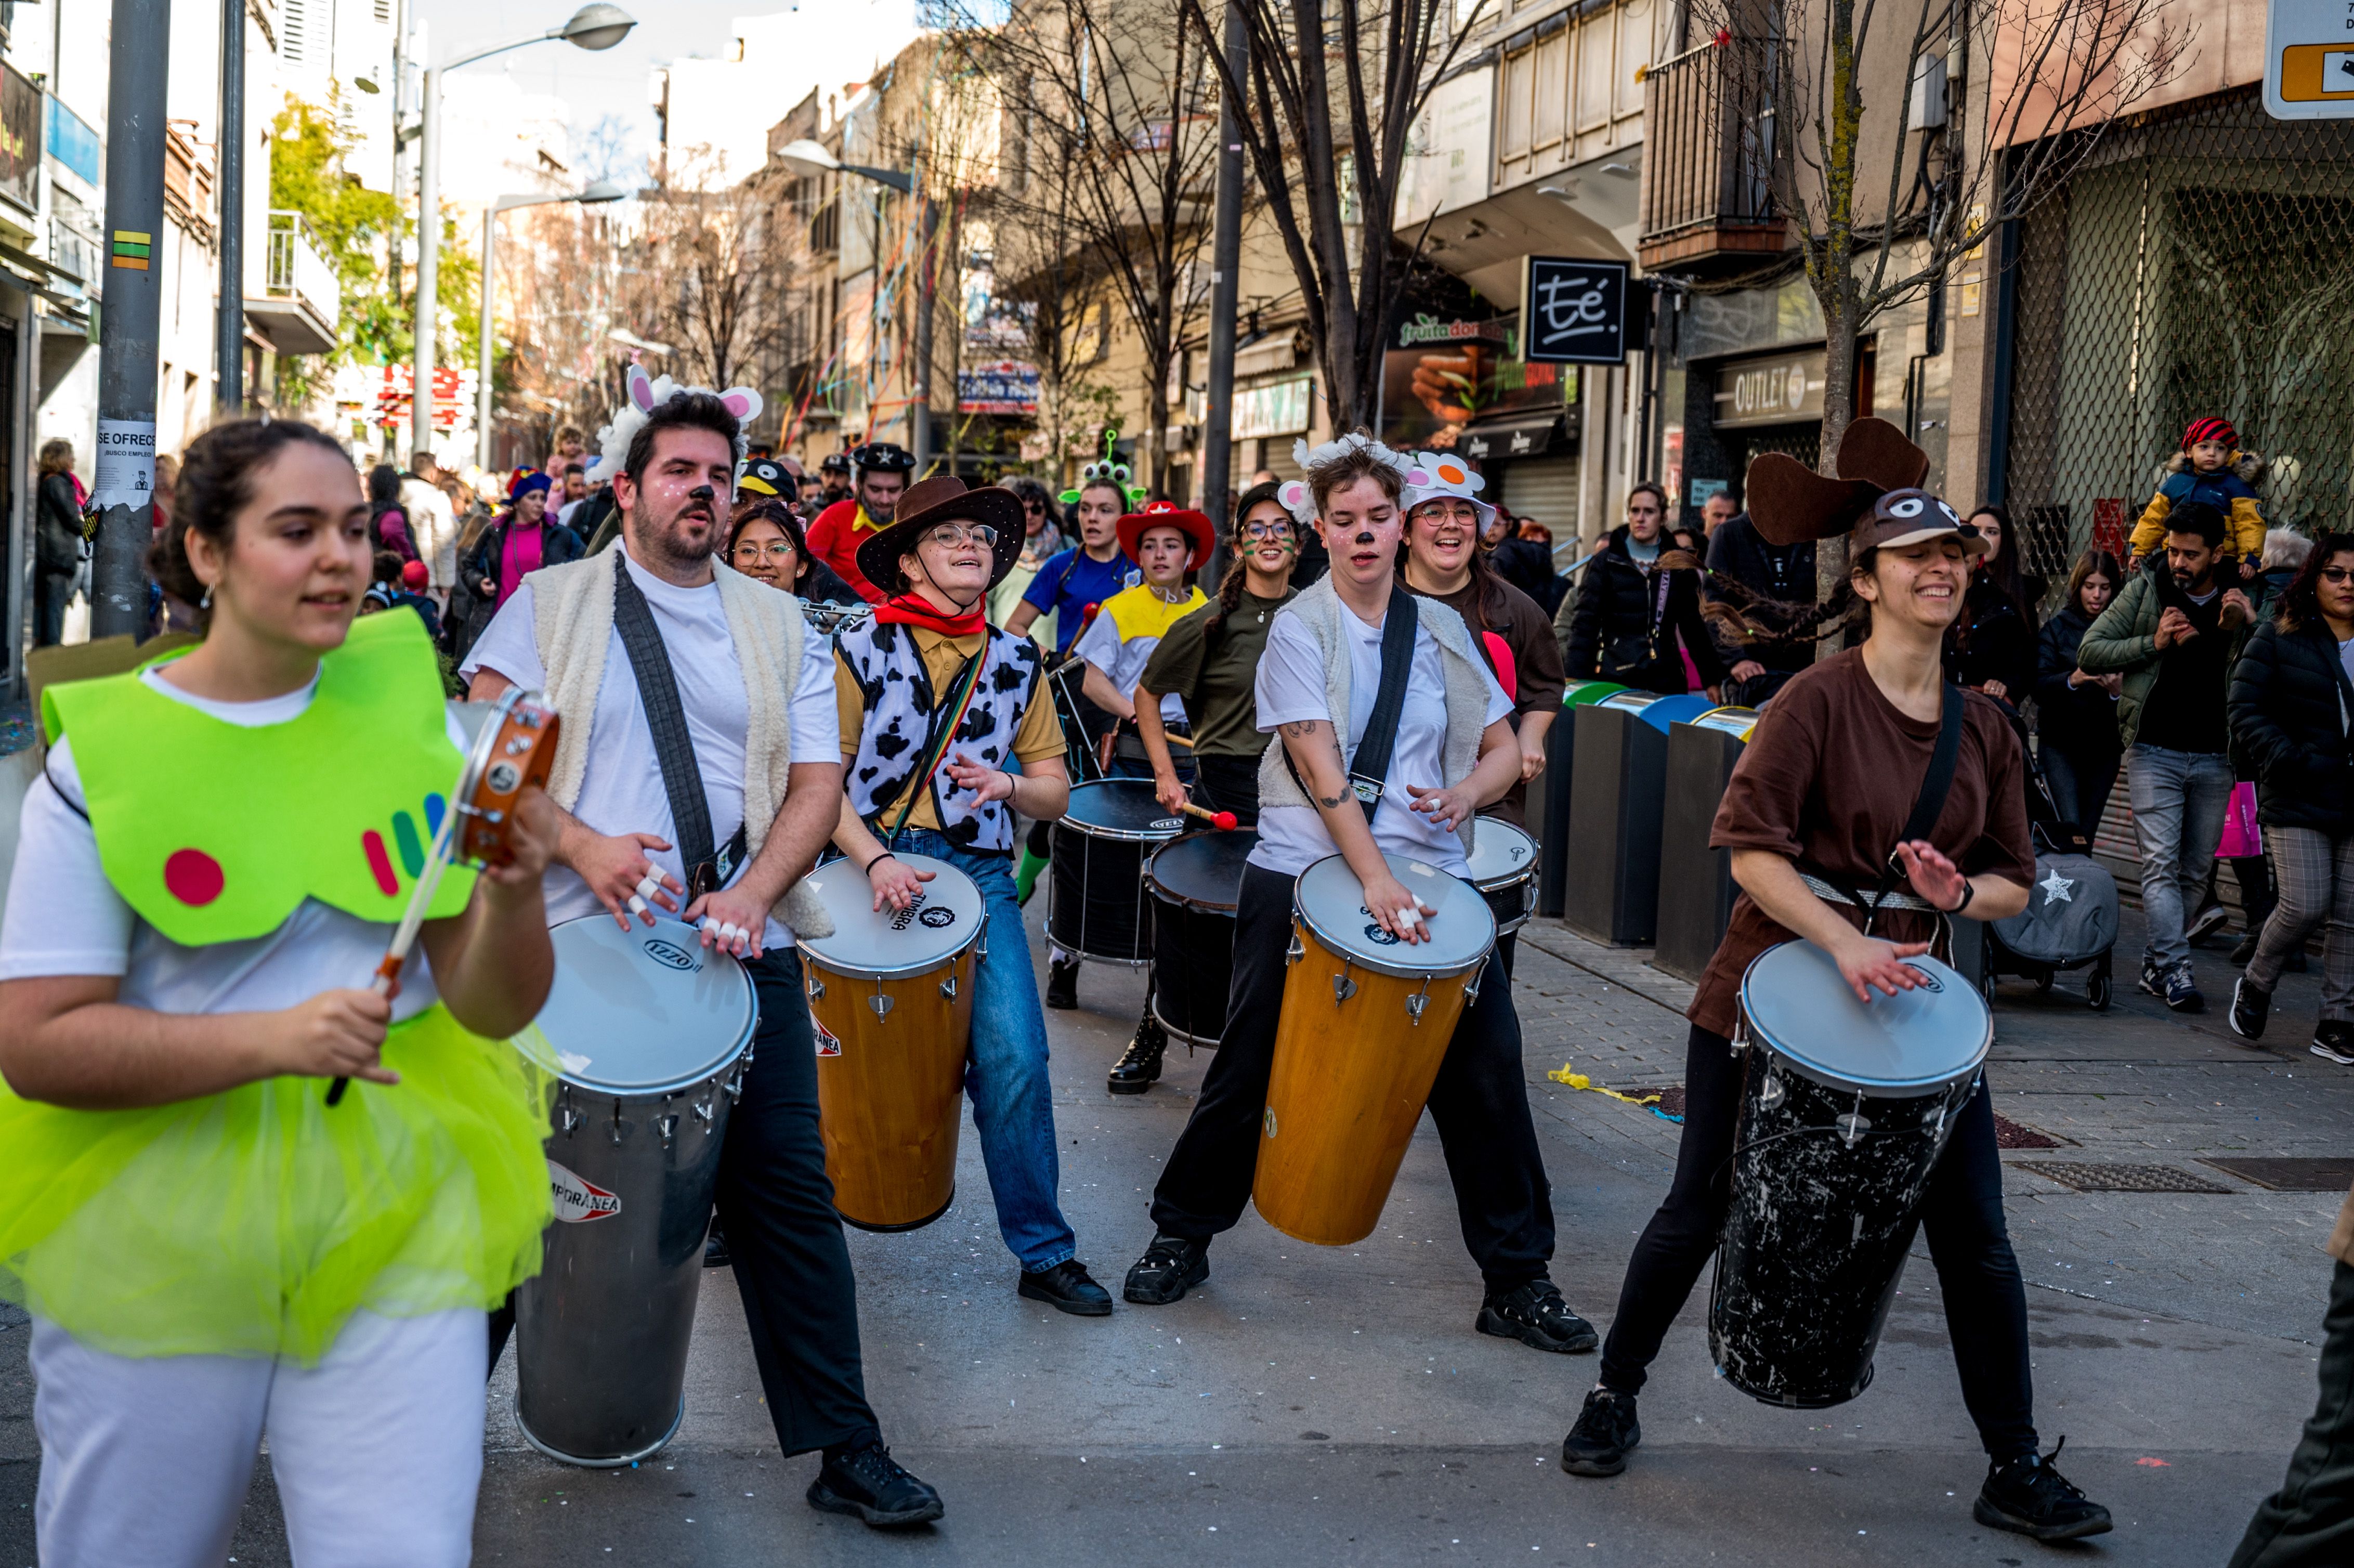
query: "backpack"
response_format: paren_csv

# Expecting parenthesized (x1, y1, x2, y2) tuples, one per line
(1992, 852, 2118, 965)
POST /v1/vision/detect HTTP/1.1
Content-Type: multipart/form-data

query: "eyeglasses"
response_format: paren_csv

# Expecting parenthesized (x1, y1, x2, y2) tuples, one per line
(925, 523, 999, 548)
(732, 541, 796, 563)
(2322, 567, 2354, 584)
(1024, 500, 1047, 513)
(1241, 520, 1295, 541)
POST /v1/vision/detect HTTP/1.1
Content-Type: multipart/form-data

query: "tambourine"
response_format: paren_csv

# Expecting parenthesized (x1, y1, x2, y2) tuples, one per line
(447, 686, 563, 867)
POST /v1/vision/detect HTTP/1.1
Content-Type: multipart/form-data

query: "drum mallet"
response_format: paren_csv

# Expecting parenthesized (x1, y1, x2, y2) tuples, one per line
(1178, 802, 1239, 832)
(326, 799, 462, 1107)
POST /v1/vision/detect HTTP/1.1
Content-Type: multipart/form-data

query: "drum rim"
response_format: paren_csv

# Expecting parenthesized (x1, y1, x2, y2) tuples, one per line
(542, 915, 758, 1095)
(1060, 779, 1188, 842)
(1464, 820, 1539, 893)
(1736, 942, 1991, 1097)
(1292, 852, 1496, 981)
(799, 853, 986, 979)
(1143, 830, 1258, 912)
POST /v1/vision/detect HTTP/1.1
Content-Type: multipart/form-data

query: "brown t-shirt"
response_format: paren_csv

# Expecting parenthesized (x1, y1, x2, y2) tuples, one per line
(1688, 648, 2035, 1038)
(1409, 573, 1566, 828)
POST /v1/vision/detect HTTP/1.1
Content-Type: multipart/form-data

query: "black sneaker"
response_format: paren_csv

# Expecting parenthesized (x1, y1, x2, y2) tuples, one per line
(1477, 1281, 1599, 1354)
(2161, 959, 2204, 1013)
(807, 1441, 945, 1528)
(1018, 1259, 1114, 1316)
(1972, 1440, 2112, 1541)
(2189, 901, 2230, 947)
(1044, 957, 1080, 1010)
(1560, 1389, 1640, 1477)
(2138, 959, 2167, 999)
(1108, 1009, 1168, 1094)
(2230, 976, 2271, 1041)
(1123, 1234, 1209, 1304)
(2314, 1022, 2354, 1066)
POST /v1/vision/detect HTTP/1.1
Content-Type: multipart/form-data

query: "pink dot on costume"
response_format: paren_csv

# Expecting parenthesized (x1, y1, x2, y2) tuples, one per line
(162, 848, 225, 906)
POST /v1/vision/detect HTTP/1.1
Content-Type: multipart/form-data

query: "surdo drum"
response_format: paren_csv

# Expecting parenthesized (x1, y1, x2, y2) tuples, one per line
(1049, 779, 1184, 964)
(799, 854, 985, 1231)
(1254, 853, 1498, 1246)
(1143, 828, 1259, 1046)
(1711, 939, 1992, 1408)
(513, 916, 756, 1465)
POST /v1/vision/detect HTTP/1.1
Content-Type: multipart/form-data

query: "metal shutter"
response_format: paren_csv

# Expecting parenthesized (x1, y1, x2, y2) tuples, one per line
(1495, 454, 1580, 541)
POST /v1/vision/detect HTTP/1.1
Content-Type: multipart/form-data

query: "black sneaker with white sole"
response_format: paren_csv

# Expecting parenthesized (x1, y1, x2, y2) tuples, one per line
(1476, 1281, 1599, 1353)
(1123, 1234, 1209, 1304)
(807, 1441, 945, 1528)
(2138, 959, 2166, 998)
(2160, 959, 2204, 1013)
(1560, 1389, 1640, 1477)
(2231, 975, 2272, 1041)
(2188, 901, 2230, 946)
(1972, 1440, 2112, 1542)
(2314, 1021, 2354, 1065)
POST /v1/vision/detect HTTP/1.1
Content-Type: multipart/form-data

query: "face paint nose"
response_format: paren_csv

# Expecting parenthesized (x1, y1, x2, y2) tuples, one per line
(1355, 530, 1375, 545)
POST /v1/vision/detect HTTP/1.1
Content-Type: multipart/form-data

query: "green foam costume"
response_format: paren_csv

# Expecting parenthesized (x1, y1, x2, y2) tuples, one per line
(0, 612, 555, 1364)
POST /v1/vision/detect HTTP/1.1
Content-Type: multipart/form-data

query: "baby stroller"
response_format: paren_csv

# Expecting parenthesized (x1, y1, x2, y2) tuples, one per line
(1976, 736, 2119, 1009)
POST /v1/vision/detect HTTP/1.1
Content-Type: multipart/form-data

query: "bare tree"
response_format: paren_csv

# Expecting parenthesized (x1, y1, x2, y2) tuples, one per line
(1686, 0, 2187, 598)
(624, 149, 799, 393)
(1174, 0, 1489, 432)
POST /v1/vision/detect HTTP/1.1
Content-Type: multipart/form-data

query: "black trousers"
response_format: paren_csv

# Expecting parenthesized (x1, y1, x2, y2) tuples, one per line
(1192, 754, 1262, 827)
(488, 948, 880, 1457)
(2233, 1260, 2354, 1566)
(1597, 1023, 2037, 1462)
(1148, 863, 1556, 1293)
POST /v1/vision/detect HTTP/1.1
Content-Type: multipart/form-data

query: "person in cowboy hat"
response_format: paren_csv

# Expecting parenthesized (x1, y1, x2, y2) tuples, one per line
(826, 476, 1114, 1318)
(807, 443, 917, 604)
(1075, 500, 1215, 777)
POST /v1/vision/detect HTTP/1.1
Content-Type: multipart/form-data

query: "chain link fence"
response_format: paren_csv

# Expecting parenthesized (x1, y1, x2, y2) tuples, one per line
(2002, 86, 2354, 599)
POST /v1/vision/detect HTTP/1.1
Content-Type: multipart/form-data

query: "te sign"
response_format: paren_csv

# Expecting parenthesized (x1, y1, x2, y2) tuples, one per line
(2265, 0, 2354, 117)
(1518, 256, 1630, 365)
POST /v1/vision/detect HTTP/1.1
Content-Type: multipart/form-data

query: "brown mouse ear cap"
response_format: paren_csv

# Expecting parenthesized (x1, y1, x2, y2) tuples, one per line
(1744, 452, 1885, 546)
(1834, 416, 1930, 492)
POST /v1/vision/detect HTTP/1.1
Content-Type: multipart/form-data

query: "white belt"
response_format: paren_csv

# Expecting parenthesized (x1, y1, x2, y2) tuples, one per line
(1799, 872, 1940, 914)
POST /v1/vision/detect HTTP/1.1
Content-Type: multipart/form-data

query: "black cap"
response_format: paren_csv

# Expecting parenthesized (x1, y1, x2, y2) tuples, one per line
(820, 452, 852, 474)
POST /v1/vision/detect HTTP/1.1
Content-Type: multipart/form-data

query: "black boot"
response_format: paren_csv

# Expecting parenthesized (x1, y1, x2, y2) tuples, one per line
(1044, 956, 1080, 1010)
(1108, 1004, 1168, 1094)
(1972, 1439, 2112, 1541)
(807, 1441, 945, 1528)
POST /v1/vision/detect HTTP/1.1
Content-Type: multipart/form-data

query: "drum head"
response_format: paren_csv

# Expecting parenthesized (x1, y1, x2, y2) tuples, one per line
(537, 916, 756, 1094)
(1144, 830, 1259, 912)
(1463, 820, 1537, 892)
(1738, 940, 1990, 1096)
(799, 853, 985, 979)
(1294, 853, 1496, 979)
(1063, 779, 1186, 841)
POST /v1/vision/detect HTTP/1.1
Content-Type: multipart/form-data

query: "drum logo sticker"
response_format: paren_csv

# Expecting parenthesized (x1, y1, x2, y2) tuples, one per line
(1152, 817, 1183, 831)
(548, 1159, 621, 1223)
(887, 893, 930, 932)
(814, 1018, 843, 1057)
(1903, 963, 1945, 992)
(643, 938, 698, 972)
(919, 905, 957, 929)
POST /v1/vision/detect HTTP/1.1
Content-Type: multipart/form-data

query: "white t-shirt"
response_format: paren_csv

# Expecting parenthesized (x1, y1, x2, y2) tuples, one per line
(1073, 606, 1187, 721)
(0, 670, 466, 1021)
(1249, 604, 1511, 877)
(460, 550, 839, 948)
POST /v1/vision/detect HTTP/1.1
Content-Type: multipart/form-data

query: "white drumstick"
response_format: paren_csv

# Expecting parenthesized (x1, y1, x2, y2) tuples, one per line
(332, 795, 461, 1106)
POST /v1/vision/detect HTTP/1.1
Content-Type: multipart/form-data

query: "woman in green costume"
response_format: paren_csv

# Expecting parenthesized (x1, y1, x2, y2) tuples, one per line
(0, 417, 561, 1568)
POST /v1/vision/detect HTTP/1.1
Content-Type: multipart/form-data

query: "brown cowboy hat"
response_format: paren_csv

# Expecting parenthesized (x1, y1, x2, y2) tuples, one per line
(856, 475, 1027, 592)
(1116, 500, 1216, 571)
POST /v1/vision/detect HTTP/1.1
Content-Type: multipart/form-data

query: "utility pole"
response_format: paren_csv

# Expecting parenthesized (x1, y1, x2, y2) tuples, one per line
(1197, 0, 1247, 584)
(93, 0, 171, 639)
(412, 63, 439, 462)
(910, 193, 937, 477)
(215, 0, 244, 411)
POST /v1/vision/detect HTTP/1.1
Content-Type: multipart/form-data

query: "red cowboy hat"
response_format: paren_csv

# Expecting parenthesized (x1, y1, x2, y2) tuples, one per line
(1116, 500, 1215, 570)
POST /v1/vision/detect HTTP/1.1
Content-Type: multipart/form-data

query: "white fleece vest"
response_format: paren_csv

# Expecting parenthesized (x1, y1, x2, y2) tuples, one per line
(524, 547, 833, 938)
(836, 618, 1043, 854)
(1256, 578, 1488, 859)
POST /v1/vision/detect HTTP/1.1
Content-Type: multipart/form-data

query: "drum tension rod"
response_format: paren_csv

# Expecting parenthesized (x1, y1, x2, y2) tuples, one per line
(692, 1097, 717, 1130)
(656, 1111, 678, 1148)
(870, 979, 894, 1018)
(556, 1086, 584, 1135)
(609, 1100, 631, 1146)
(1406, 975, 1432, 1025)
(940, 973, 958, 1001)
(1332, 960, 1357, 1004)
(1835, 1091, 1872, 1149)
(1286, 930, 1304, 966)
(808, 974, 827, 1000)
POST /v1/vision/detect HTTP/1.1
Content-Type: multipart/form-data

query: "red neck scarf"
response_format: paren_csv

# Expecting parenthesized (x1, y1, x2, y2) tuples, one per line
(874, 592, 987, 637)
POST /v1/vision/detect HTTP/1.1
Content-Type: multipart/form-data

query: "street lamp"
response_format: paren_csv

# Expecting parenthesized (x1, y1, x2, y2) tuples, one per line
(476, 179, 629, 470)
(774, 138, 914, 194)
(412, 5, 637, 459)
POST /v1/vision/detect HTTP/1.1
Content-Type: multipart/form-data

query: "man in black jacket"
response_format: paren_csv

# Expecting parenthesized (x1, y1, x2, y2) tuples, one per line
(1559, 482, 1725, 697)
(1703, 507, 1817, 707)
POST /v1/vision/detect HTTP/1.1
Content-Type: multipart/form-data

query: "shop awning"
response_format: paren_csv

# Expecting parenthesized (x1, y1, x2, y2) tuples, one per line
(1460, 412, 1565, 461)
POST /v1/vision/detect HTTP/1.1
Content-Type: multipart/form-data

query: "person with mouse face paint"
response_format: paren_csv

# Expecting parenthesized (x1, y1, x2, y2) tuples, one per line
(1118, 433, 1596, 1362)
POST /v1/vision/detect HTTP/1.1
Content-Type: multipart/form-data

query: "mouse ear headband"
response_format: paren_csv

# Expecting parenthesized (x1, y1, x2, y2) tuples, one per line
(1742, 416, 1932, 546)
(1277, 433, 1414, 526)
(588, 364, 764, 482)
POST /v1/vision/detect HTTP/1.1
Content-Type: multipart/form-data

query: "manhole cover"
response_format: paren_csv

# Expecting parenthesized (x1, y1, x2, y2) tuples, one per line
(2201, 1157, 2354, 1193)
(2012, 1162, 2236, 1193)
(1993, 1114, 2065, 1149)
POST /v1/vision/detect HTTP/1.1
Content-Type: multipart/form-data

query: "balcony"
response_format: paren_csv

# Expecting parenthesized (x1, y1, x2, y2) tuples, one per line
(245, 211, 341, 357)
(1636, 37, 1786, 272)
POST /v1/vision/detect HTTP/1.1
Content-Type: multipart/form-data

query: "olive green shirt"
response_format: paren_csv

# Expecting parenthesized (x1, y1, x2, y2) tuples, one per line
(1138, 590, 1297, 757)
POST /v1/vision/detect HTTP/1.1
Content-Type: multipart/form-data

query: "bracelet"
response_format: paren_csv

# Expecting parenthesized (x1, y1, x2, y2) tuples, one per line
(864, 851, 898, 876)
(1947, 878, 1976, 915)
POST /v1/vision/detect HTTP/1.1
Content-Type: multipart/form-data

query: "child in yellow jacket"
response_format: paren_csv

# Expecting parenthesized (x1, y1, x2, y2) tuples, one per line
(2129, 416, 2265, 562)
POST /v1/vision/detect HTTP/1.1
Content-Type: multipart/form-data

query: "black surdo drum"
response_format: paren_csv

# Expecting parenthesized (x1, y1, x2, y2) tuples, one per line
(1049, 780, 1184, 964)
(1143, 828, 1259, 1044)
(1710, 939, 1991, 1409)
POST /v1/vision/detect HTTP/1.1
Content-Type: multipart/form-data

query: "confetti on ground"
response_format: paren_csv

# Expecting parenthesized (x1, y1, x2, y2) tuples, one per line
(1547, 1067, 1685, 1123)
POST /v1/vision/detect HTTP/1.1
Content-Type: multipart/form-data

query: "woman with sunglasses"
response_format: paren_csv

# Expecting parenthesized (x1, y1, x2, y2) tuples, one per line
(726, 498, 860, 607)
(991, 476, 1064, 627)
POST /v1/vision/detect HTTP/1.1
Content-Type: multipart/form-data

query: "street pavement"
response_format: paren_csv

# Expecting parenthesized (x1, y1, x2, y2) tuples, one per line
(4, 891, 2347, 1565)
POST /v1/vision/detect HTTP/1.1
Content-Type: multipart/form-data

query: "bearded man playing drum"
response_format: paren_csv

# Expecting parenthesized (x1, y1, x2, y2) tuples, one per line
(827, 476, 1115, 1317)
(462, 381, 944, 1528)
(1560, 420, 2112, 1545)
(1121, 433, 1600, 1357)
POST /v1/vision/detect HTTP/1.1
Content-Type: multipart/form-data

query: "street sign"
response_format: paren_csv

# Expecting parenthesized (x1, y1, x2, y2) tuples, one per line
(1518, 256, 1631, 365)
(2265, 0, 2354, 117)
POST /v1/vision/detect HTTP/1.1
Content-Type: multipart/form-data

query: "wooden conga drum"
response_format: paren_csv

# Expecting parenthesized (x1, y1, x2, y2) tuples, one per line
(799, 854, 984, 1231)
(1254, 852, 1497, 1246)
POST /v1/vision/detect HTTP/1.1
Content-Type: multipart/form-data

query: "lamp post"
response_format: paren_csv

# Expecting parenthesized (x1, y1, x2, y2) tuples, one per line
(476, 180, 627, 470)
(412, 3, 634, 461)
(774, 139, 927, 467)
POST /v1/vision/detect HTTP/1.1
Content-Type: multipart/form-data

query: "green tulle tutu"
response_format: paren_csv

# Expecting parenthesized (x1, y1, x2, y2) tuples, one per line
(0, 1004, 555, 1365)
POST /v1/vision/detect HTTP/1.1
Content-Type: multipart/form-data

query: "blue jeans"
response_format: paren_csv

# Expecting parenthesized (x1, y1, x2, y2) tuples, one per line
(888, 828, 1076, 1273)
(2126, 743, 2234, 969)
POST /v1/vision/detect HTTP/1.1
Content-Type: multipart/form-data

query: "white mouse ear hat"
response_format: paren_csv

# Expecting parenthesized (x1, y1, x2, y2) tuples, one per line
(588, 364, 765, 482)
(1277, 432, 1414, 526)
(1398, 450, 1496, 531)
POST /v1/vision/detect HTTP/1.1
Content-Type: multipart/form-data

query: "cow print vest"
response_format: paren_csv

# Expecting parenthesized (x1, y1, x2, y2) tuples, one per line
(836, 618, 1044, 854)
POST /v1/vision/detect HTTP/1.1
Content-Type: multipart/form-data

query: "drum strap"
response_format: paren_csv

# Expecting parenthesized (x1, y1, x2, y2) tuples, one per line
(1283, 592, 1419, 820)
(611, 557, 747, 900)
(1800, 681, 1965, 934)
